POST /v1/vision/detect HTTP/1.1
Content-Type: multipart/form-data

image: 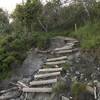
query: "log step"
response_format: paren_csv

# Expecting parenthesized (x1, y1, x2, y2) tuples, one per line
(23, 88, 52, 93)
(55, 48, 79, 54)
(39, 68, 62, 73)
(47, 56, 67, 62)
(34, 72, 60, 79)
(46, 60, 66, 65)
(30, 79, 57, 86)
(56, 50, 72, 54)
(54, 45, 73, 51)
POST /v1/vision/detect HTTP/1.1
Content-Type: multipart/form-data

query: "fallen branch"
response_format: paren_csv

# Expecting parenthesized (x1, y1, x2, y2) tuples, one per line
(37, 49, 51, 53)
(0, 91, 21, 100)
(17, 81, 28, 88)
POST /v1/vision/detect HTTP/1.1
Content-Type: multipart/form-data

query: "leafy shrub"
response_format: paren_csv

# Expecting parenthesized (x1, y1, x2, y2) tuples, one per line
(0, 33, 34, 80)
(3, 56, 16, 65)
(71, 82, 86, 96)
(62, 63, 69, 71)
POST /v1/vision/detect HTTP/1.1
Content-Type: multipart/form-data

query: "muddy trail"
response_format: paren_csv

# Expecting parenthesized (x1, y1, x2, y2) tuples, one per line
(0, 36, 100, 100)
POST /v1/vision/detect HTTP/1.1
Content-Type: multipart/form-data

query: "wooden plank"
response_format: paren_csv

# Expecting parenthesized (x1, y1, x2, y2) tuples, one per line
(39, 68, 62, 72)
(47, 56, 67, 62)
(23, 88, 52, 93)
(34, 72, 60, 79)
(54, 45, 73, 51)
(56, 48, 79, 54)
(30, 79, 57, 86)
(0, 94, 18, 100)
(56, 50, 72, 54)
(94, 86, 97, 99)
(46, 60, 66, 65)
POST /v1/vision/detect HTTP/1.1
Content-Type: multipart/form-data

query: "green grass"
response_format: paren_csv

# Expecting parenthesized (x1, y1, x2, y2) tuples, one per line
(71, 82, 86, 96)
(70, 21, 100, 49)
(52, 81, 67, 94)
(62, 63, 69, 71)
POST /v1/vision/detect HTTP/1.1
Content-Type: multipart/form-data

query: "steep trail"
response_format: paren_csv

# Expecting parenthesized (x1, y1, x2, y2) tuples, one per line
(25, 37, 79, 91)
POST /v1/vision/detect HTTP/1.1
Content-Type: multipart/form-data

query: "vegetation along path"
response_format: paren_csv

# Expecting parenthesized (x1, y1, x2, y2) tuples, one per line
(0, 37, 100, 100)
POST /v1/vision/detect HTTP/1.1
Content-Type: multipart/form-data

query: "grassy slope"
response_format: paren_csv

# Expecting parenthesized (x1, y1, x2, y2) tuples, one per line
(70, 21, 100, 49)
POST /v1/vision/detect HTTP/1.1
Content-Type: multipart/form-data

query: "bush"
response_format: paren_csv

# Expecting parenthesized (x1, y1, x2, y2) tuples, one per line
(71, 82, 86, 96)
(3, 56, 16, 65)
(0, 33, 34, 80)
(62, 63, 69, 71)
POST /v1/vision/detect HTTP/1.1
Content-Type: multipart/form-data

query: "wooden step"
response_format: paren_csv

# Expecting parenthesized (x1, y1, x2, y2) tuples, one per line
(23, 87, 52, 93)
(46, 60, 66, 65)
(55, 48, 79, 54)
(47, 56, 67, 62)
(39, 68, 62, 73)
(34, 72, 60, 79)
(54, 45, 73, 51)
(56, 50, 72, 54)
(30, 79, 57, 86)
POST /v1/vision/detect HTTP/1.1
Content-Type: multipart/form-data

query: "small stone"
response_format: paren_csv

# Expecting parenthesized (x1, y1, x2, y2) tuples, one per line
(75, 71, 80, 75)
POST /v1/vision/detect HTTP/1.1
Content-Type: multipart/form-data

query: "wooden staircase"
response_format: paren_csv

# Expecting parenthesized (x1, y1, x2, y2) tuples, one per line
(22, 38, 79, 93)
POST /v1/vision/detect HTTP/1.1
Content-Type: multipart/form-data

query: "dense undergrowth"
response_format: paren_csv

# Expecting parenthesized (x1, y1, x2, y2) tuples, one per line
(0, 34, 34, 79)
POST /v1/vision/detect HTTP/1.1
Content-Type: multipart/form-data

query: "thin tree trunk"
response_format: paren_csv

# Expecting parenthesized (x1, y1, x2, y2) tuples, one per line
(37, 18, 48, 32)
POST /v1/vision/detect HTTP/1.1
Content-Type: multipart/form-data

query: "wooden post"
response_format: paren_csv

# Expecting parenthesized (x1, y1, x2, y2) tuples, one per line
(75, 24, 77, 33)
